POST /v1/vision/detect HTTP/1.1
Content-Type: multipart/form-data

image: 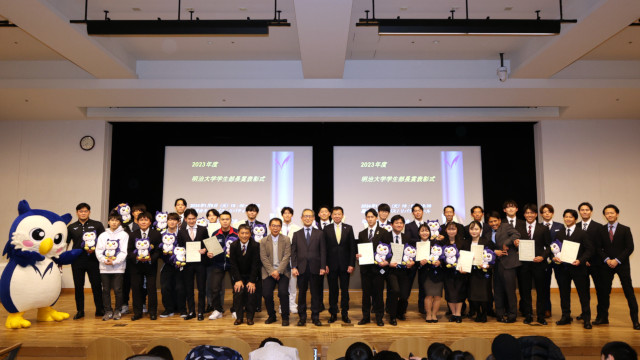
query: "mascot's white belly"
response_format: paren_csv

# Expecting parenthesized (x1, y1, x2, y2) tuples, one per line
(10, 258, 61, 312)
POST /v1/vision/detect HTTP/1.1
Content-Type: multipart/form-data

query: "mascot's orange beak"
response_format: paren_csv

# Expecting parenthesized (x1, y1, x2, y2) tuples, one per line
(39, 238, 53, 255)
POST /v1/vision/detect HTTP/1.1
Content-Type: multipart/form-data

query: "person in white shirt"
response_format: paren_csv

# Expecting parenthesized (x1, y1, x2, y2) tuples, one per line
(249, 337, 299, 360)
(279, 207, 301, 315)
(96, 211, 129, 321)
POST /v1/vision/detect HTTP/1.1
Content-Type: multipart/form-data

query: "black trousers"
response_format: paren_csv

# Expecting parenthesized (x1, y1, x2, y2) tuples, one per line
(206, 266, 226, 312)
(494, 263, 518, 318)
(588, 264, 608, 319)
(160, 264, 185, 313)
(130, 264, 158, 316)
(517, 262, 548, 319)
(600, 264, 638, 322)
(556, 264, 591, 320)
(416, 265, 427, 311)
(359, 266, 376, 319)
(263, 275, 289, 318)
(183, 263, 206, 314)
(327, 267, 350, 315)
(71, 258, 103, 312)
(386, 268, 410, 318)
(100, 274, 123, 312)
(297, 266, 323, 319)
(122, 266, 131, 305)
(233, 276, 257, 320)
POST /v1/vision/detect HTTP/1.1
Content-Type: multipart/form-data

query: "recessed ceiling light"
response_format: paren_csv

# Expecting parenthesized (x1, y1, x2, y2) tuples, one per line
(504, 7, 513, 11)
(433, 40, 440, 44)
(207, 41, 213, 45)
(239, 7, 248, 11)
(132, 7, 141, 11)
(400, 7, 408, 11)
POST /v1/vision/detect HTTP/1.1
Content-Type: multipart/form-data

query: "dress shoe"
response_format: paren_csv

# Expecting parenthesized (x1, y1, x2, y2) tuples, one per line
(149, 314, 157, 320)
(197, 313, 204, 321)
(576, 314, 583, 321)
(184, 313, 196, 320)
(205, 305, 214, 313)
(537, 318, 548, 325)
(297, 319, 306, 326)
(449, 315, 456, 322)
(474, 315, 483, 323)
(389, 318, 397, 326)
(342, 314, 351, 323)
(234, 319, 243, 325)
(397, 314, 406, 321)
(95, 310, 105, 317)
(523, 317, 533, 324)
(328, 314, 337, 323)
(131, 314, 142, 321)
(377, 319, 384, 326)
(584, 321, 592, 329)
(455, 316, 462, 323)
(505, 317, 517, 323)
(313, 319, 322, 326)
(180, 311, 188, 318)
(247, 318, 254, 326)
(265, 316, 277, 324)
(487, 309, 497, 317)
(256, 307, 262, 312)
(419, 308, 426, 315)
(593, 318, 609, 325)
(282, 318, 290, 326)
(556, 316, 573, 325)
(73, 311, 85, 320)
(544, 310, 552, 319)
(633, 322, 640, 330)
(358, 318, 370, 325)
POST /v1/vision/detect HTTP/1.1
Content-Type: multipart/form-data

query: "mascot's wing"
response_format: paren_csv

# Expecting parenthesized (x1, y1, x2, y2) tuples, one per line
(6, 231, 45, 266)
(52, 249, 82, 265)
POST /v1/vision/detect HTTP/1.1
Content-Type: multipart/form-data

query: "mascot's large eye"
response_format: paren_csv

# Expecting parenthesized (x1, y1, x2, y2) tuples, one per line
(30, 228, 46, 241)
(53, 233, 64, 244)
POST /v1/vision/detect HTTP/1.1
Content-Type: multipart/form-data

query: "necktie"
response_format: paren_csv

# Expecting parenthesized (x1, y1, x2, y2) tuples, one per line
(142, 231, 147, 239)
(609, 225, 614, 242)
(509, 219, 514, 227)
(336, 225, 342, 244)
(250, 222, 254, 229)
(545, 222, 551, 229)
(242, 243, 246, 255)
(323, 222, 328, 229)
(305, 228, 310, 245)
(395, 235, 400, 244)
(492, 230, 496, 244)
(583, 223, 588, 231)
(528, 225, 532, 239)
(369, 229, 373, 240)
(566, 228, 571, 237)
(189, 227, 195, 240)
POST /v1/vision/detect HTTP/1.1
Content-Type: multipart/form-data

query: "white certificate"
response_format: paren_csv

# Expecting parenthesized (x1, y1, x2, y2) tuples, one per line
(416, 241, 430, 261)
(471, 244, 484, 266)
(203, 237, 224, 257)
(357, 243, 375, 265)
(518, 240, 536, 261)
(185, 242, 201, 263)
(456, 250, 474, 273)
(390, 243, 404, 265)
(560, 240, 580, 263)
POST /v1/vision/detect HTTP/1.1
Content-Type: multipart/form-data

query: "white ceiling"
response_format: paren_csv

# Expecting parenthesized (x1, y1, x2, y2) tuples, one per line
(0, 0, 639, 120)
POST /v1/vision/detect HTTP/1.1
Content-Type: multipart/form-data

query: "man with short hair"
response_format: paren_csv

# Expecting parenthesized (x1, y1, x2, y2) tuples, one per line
(437, 205, 465, 240)
(177, 208, 209, 320)
(465, 206, 490, 239)
(576, 202, 605, 322)
(503, 200, 524, 229)
(261, 218, 292, 326)
(540, 203, 564, 318)
(317, 206, 332, 230)
(377, 203, 391, 228)
(281, 207, 301, 314)
(175, 198, 187, 229)
(229, 224, 260, 325)
(386, 215, 415, 325)
(127, 211, 161, 320)
(601, 341, 638, 360)
(401, 204, 424, 313)
(67, 203, 105, 319)
(159, 212, 185, 318)
(242, 204, 265, 312)
(207, 211, 237, 320)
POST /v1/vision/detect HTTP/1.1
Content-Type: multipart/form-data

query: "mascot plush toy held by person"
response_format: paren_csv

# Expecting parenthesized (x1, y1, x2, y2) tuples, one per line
(1, 200, 81, 329)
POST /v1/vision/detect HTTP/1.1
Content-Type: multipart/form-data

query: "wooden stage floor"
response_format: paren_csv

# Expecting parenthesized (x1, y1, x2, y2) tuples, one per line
(1, 290, 639, 359)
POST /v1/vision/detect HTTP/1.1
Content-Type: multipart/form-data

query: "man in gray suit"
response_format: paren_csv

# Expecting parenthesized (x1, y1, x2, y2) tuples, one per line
(260, 218, 291, 326)
(291, 209, 326, 326)
(485, 211, 521, 323)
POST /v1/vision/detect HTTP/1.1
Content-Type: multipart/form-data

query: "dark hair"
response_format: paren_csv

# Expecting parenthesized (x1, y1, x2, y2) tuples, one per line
(259, 337, 282, 348)
(107, 211, 122, 222)
(603, 204, 620, 215)
(131, 203, 147, 213)
(377, 203, 391, 212)
(76, 203, 91, 211)
(345, 342, 374, 360)
(281, 207, 294, 216)
(491, 334, 522, 360)
(147, 345, 174, 360)
(443, 205, 455, 213)
(427, 343, 452, 360)
(563, 209, 578, 219)
(318, 205, 331, 213)
(412, 203, 424, 212)
(390, 214, 405, 224)
(332, 206, 344, 214)
(487, 211, 502, 221)
(238, 224, 251, 233)
(503, 199, 518, 209)
(365, 208, 378, 217)
(540, 204, 555, 214)
(137, 211, 152, 222)
(219, 211, 232, 218)
(601, 341, 637, 360)
(578, 202, 593, 211)
(183, 208, 198, 218)
(174, 198, 186, 207)
(269, 218, 283, 226)
(470, 205, 484, 214)
(522, 203, 538, 214)
(167, 212, 180, 221)
(468, 220, 482, 232)
(206, 209, 220, 218)
(372, 351, 403, 360)
(418, 223, 431, 239)
(447, 350, 474, 360)
(245, 203, 259, 213)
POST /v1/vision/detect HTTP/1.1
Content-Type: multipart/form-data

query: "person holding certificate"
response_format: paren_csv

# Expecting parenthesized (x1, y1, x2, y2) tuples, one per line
(417, 224, 444, 323)
(513, 204, 552, 325)
(177, 208, 209, 321)
(552, 209, 593, 329)
(207, 211, 238, 320)
(468, 221, 494, 323)
(442, 222, 469, 323)
(386, 215, 415, 325)
(356, 208, 389, 326)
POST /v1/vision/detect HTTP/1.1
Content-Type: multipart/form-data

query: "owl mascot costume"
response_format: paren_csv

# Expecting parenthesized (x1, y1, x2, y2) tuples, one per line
(1, 200, 82, 329)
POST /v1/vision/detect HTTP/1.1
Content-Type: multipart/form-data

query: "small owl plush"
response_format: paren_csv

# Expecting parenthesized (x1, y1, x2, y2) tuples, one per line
(550, 240, 562, 264)
(253, 225, 266, 242)
(82, 231, 97, 252)
(225, 236, 239, 257)
(428, 244, 443, 265)
(401, 244, 417, 266)
(481, 248, 496, 271)
(104, 239, 120, 261)
(134, 238, 152, 262)
(427, 220, 440, 240)
(374, 242, 391, 265)
(382, 224, 393, 233)
(172, 247, 186, 268)
(196, 217, 208, 227)
(160, 233, 177, 255)
(154, 211, 168, 232)
(116, 203, 131, 224)
(444, 244, 459, 268)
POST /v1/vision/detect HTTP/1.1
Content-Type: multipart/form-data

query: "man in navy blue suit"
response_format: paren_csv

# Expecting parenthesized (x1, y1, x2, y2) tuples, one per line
(540, 203, 564, 318)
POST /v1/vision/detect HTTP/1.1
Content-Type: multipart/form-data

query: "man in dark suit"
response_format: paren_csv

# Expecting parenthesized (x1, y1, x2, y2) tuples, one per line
(177, 208, 209, 320)
(242, 203, 265, 312)
(228, 224, 260, 325)
(377, 203, 391, 228)
(356, 208, 389, 326)
(553, 209, 593, 329)
(503, 199, 525, 230)
(437, 205, 465, 240)
(539, 203, 564, 318)
(514, 204, 551, 325)
(324, 206, 356, 324)
(260, 218, 291, 326)
(175, 198, 187, 230)
(291, 209, 326, 326)
(465, 206, 491, 239)
(485, 211, 521, 323)
(596, 204, 639, 330)
(386, 215, 415, 325)
(403, 204, 425, 313)
(576, 202, 605, 322)
(127, 211, 161, 321)
(316, 206, 332, 230)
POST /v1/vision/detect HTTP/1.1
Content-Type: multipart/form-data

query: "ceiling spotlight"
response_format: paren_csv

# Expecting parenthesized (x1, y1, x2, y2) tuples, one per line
(497, 53, 508, 82)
